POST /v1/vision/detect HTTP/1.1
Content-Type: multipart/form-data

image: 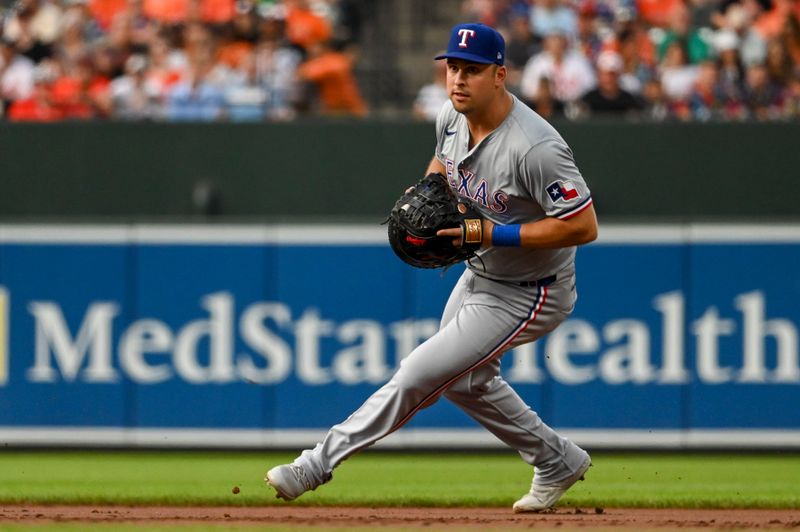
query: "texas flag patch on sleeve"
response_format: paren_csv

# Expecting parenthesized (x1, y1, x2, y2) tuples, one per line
(546, 179, 593, 220)
(546, 180, 580, 202)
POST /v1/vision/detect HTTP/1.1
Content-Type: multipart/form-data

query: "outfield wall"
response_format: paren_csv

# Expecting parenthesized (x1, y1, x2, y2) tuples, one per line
(0, 223, 799, 450)
(1, 121, 799, 220)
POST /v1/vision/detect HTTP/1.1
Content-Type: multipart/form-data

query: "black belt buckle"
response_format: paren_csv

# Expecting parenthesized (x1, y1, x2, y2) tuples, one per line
(518, 274, 557, 288)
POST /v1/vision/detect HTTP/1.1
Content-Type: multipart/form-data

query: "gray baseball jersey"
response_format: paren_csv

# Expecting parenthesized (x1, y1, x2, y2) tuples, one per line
(436, 95, 592, 282)
(286, 96, 591, 498)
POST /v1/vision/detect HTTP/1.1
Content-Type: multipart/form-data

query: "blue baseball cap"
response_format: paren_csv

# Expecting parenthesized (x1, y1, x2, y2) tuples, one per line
(435, 23, 505, 66)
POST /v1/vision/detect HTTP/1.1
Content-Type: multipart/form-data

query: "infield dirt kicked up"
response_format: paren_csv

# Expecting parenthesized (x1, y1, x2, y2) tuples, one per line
(1, 505, 799, 530)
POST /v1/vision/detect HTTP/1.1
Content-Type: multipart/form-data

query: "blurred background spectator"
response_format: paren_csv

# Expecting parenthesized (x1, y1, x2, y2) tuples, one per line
(164, 29, 225, 121)
(0, 0, 799, 122)
(296, 37, 366, 116)
(284, 0, 330, 52)
(109, 52, 159, 118)
(579, 50, 643, 116)
(1, 35, 34, 105)
(659, 39, 700, 105)
(654, 3, 711, 64)
(528, 75, 565, 118)
(687, 59, 728, 119)
(504, 12, 540, 92)
(641, 76, 671, 119)
(6, 61, 61, 119)
(530, 0, 578, 41)
(412, 55, 447, 121)
(519, 29, 596, 108)
(3, 0, 61, 62)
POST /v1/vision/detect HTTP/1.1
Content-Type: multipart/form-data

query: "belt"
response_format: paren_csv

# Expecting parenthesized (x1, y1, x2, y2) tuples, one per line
(473, 272, 557, 288)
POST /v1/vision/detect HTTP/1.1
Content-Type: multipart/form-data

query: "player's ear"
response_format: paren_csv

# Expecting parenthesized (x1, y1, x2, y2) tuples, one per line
(495, 65, 507, 86)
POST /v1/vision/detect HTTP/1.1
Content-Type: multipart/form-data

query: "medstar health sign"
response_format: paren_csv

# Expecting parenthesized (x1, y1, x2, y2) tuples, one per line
(0, 224, 798, 448)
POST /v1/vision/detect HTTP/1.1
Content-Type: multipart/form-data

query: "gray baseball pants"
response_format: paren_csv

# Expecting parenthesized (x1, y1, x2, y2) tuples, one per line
(296, 267, 589, 487)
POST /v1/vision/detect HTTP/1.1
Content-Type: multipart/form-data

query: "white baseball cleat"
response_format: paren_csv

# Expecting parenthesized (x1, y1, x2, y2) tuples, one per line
(512, 455, 592, 513)
(265, 463, 317, 501)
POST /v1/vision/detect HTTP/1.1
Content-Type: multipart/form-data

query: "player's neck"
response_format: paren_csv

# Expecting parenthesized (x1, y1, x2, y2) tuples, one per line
(466, 90, 513, 149)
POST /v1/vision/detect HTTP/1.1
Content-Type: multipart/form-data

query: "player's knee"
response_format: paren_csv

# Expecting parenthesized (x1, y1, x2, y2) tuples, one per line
(393, 369, 440, 401)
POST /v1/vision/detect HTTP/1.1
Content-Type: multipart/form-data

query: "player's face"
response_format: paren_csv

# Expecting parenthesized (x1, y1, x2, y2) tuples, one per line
(445, 59, 501, 115)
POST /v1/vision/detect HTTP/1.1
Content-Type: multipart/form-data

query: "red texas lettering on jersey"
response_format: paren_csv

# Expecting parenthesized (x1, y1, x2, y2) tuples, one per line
(446, 160, 509, 214)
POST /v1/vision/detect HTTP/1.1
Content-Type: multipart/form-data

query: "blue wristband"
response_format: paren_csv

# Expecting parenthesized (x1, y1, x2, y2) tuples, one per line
(491, 224, 522, 247)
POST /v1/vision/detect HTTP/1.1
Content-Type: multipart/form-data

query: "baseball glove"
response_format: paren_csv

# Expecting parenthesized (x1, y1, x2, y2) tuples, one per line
(386, 172, 484, 269)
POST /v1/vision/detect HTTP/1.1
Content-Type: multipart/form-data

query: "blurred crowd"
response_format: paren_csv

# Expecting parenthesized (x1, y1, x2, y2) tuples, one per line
(0, 0, 367, 121)
(2, 0, 800, 122)
(415, 0, 800, 121)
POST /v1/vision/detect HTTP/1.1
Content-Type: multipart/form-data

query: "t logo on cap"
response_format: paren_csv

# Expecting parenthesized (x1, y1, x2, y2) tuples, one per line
(435, 23, 505, 66)
(457, 28, 476, 47)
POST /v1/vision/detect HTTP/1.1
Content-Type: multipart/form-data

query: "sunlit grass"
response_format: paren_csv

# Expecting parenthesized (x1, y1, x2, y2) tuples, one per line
(0, 451, 797, 508)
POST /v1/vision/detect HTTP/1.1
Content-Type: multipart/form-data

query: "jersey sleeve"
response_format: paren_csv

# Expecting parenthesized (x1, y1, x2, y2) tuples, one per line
(519, 138, 593, 220)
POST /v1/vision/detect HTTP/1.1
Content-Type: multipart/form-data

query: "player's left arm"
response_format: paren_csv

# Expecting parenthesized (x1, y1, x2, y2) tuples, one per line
(488, 205, 597, 248)
(437, 203, 597, 248)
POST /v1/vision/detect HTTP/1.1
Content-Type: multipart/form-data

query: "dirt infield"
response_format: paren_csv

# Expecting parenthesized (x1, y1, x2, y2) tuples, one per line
(1, 505, 799, 529)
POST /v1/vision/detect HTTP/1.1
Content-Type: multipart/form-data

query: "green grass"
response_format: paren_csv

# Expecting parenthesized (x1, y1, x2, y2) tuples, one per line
(0, 451, 798, 508)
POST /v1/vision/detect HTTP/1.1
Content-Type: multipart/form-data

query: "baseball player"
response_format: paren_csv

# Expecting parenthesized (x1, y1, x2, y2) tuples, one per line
(267, 22, 598, 513)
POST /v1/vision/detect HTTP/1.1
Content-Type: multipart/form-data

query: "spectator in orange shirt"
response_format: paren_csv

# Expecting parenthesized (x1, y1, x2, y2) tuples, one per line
(142, 0, 233, 25)
(754, 0, 800, 41)
(637, 0, 683, 28)
(199, 0, 235, 25)
(143, 0, 187, 24)
(217, 1, 259, 69)
(8, 63, 63, 121)
(89, 0, 128, 31)
(50, 55, 110, 118)
(284, 0, 332, 52)
(297, 39, 366, 116)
